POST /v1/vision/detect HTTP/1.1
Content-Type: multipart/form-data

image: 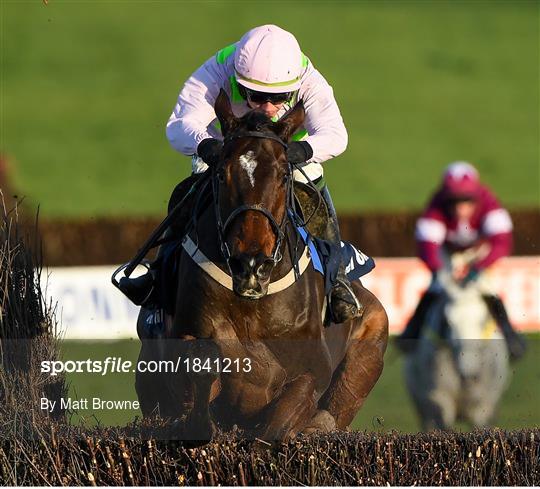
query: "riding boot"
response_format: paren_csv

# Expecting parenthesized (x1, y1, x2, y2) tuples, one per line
(118, 228, 172, 308)
(482, 294, 527, 361)
(118, 271, 156, 307)
(395, 290, 439, 353)
(118, 173, 203, 307)
(317, 186, 362, 324)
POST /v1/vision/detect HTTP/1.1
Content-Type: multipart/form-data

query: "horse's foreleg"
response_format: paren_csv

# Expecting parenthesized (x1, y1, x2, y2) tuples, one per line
(136, 319, 177, 418)
(135, 341, 162, 417)
(136, 309, 174, 417)
(319, 284, 388, 429)
(260, 373, 317, 441)
(136, 338, 193, 420)
(182, 376, 217, 443)
(182, 338, 220, 443)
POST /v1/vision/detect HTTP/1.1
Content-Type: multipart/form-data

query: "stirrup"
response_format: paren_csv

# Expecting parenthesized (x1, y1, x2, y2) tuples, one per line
(113, 261, 155, 307)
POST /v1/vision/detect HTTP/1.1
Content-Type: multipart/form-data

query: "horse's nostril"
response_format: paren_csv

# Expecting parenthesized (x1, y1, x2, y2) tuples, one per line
(256, 259, 275, 278)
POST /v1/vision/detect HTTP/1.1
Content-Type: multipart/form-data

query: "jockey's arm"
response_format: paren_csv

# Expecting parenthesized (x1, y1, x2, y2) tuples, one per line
(415, 215, 446, 272)
(417, 240, 443, 273)
(165, 55, 227, 156)
(474, 207, 513, 270)
(298, 66, 348, 164)
(475, 232, 513, 270)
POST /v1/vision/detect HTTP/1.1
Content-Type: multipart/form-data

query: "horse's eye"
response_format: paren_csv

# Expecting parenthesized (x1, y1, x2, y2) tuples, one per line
(216, 169, 225, 183)
(283, 173, 290, 184)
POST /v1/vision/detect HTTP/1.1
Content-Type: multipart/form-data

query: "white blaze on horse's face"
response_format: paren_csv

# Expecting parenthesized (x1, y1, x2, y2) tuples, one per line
(238, 151, 258, 187)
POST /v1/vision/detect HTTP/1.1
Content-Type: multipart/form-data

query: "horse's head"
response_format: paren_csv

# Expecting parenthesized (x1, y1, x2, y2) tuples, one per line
(212, 89, 305, 299)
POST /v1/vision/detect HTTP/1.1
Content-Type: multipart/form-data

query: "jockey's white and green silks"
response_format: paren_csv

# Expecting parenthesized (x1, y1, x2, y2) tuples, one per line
(166, 25, 348, 185)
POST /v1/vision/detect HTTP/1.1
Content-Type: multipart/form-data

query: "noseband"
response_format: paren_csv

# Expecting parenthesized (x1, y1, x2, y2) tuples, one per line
(213, 130, 290, 268)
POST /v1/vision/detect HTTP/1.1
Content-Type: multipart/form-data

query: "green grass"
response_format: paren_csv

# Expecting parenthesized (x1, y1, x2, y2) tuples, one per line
(60, 335, 540, 431)
(2, 1, 538, 217)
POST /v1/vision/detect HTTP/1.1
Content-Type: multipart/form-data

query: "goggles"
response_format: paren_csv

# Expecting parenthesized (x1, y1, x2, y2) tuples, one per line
(243, 87, 293, 105)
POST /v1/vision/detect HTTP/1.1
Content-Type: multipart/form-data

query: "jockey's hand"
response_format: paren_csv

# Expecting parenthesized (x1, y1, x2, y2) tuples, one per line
(459, 267, 480, 287)
(197, 138, 223, 166)
(452, 262, 469, 283)
(287, 141, 313, 165)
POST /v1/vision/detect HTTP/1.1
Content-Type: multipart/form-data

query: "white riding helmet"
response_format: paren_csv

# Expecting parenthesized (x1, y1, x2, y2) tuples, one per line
(234, 25, 304, 94)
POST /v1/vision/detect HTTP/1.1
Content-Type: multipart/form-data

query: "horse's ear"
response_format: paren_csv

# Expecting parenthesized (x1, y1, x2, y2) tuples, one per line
(274, 102, 305, 142)
(214, 89, 238, 136)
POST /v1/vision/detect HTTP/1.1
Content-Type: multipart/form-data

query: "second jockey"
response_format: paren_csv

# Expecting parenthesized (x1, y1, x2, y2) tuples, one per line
(396, 161, 527, 360)
(119, 24, 361, 323)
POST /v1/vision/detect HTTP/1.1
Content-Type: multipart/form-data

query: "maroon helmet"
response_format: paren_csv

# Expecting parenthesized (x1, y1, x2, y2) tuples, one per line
(441, 161, 481, 201)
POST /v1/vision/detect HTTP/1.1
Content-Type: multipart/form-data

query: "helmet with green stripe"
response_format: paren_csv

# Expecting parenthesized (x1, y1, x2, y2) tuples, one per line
(234, 24, 304, 95)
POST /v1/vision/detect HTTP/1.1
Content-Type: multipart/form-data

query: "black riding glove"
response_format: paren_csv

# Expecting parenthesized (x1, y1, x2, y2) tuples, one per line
(197, 138, 223, 166)
(286, 141, 313, 165)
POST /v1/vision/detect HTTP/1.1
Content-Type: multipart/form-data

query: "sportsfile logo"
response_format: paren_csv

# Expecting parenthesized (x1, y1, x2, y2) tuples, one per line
(41, 357, 132, 376)
(40, 356, 252, 376)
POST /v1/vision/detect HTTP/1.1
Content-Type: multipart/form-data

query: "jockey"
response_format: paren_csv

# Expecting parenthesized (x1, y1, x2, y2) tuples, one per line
(396, 161, 527, 360)
(119, 24, 361, 323)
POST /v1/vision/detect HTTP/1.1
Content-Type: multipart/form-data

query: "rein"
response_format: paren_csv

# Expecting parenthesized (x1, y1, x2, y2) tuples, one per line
(213, 130, 291, 269)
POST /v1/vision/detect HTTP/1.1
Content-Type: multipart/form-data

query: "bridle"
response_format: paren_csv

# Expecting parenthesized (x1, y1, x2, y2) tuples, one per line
(212, 130, 291, 270)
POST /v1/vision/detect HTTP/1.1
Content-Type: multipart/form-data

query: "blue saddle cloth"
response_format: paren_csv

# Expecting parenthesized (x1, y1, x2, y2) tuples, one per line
(296, 225, 375, 295)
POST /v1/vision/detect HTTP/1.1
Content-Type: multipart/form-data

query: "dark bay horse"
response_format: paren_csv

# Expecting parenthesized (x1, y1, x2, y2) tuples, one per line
(136, 90, 388, 441)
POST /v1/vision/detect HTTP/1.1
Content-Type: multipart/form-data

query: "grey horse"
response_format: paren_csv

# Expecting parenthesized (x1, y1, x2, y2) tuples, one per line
(404, 255, 509, 430)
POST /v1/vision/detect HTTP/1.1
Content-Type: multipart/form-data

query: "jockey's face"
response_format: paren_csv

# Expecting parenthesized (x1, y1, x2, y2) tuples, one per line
(247, 100, 284, 119)
(242, 87, 293, 119)
(451, 200, 477, 220)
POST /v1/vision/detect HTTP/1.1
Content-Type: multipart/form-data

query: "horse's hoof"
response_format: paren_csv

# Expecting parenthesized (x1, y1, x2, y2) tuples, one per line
(182, 438, 212, 448)
(301, 410, 336, 435)
(182, 416, 216, 445)
(156, 418, 185, 441)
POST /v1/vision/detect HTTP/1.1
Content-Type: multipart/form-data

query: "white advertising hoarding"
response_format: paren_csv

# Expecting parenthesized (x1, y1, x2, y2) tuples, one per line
(42, 257, 540, 339)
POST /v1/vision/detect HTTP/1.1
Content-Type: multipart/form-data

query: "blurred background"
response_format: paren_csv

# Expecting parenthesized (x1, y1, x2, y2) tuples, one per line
(2, 0, 538, 431)
(3, 0, 538, 216)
